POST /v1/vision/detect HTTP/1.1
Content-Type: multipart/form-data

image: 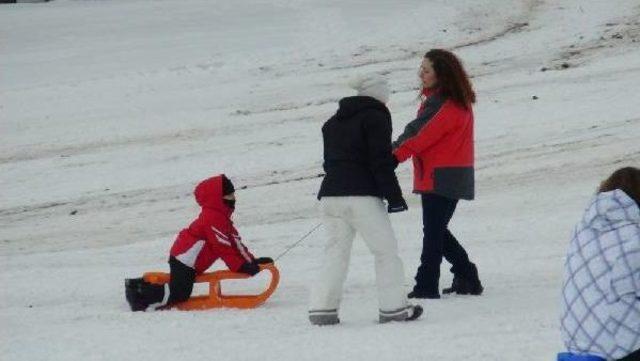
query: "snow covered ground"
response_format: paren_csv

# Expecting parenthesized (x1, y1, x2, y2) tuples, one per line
(1, 0, 639, 360)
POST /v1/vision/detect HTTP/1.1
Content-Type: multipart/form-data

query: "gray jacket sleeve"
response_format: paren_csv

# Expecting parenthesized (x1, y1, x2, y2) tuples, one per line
(392, 94, 446, 150)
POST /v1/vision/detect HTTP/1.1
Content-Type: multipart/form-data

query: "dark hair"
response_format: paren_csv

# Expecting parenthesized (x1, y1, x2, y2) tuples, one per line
(423, 49, 476, 109)
(598, 167, 640, 205)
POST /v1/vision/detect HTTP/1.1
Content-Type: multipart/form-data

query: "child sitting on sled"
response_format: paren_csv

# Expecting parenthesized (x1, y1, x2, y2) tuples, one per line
(125, 174, 273, 311)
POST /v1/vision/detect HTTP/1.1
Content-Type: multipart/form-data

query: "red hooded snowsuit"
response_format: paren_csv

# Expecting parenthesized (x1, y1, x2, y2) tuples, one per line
(169, 175, 254, 274)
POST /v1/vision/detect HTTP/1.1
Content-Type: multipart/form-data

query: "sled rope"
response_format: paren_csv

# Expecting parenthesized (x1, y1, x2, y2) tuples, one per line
(275, 223, 322, 261)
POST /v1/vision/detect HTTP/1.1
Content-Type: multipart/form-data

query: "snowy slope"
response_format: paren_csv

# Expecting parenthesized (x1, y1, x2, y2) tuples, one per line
(1, 0, 639, 360)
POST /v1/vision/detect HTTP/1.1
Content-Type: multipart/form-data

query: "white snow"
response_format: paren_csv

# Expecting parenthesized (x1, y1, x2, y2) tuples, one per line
(1, 0, 639, 360)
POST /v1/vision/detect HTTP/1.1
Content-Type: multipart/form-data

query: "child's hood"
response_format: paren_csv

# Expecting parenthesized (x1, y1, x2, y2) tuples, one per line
(194, 175, 229, 212)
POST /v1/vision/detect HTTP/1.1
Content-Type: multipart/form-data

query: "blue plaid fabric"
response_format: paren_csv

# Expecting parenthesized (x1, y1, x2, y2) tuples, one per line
(560, 190, 640, 360)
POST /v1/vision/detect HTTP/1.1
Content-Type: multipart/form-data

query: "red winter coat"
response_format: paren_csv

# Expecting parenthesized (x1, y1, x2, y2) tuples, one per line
(169, 175, 254, 274)
(393, 88, 475, 200)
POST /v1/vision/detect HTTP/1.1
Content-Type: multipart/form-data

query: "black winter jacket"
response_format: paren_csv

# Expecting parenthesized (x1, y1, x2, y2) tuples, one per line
(318, 96, 404, 205)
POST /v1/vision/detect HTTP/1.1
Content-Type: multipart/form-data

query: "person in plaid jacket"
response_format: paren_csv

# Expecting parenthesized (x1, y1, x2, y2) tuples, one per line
(559, 167, 640, 361)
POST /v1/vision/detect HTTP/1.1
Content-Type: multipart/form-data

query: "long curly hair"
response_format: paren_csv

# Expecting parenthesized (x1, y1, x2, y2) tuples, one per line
(423, 49, 476, 109)
(598, 166, 640, 205)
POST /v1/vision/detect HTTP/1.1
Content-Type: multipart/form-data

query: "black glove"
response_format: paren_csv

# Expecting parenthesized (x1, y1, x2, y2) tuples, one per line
(387, 197, 408, 213)
(255, 257, 274, 264)
(238, 261, 260, 276)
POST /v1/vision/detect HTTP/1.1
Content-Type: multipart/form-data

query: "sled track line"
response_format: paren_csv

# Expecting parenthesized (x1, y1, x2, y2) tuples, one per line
(230, 4, 542, 118)
(0, 113, 315, 165)
(479, 117, 640, 161)
(0, 169, 324, 221)
(324, 22, 532, 73)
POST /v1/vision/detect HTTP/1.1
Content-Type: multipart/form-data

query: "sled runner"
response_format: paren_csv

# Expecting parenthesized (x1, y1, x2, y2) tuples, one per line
(143, 263, 279, 310)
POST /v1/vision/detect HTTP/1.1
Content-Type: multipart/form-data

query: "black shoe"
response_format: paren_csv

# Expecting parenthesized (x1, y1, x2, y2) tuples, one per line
(408, 290, 440, 299)
(405, 305, 423, 321)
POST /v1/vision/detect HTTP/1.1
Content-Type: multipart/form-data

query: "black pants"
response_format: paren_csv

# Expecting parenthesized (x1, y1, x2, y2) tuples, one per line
(414, 193, 473, 293)
(139, 257, 195, 307)
(166, 256, 196, 305)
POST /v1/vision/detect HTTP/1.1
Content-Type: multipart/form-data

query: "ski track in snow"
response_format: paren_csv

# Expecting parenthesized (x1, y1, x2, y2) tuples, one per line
(1, 0, 640, 360)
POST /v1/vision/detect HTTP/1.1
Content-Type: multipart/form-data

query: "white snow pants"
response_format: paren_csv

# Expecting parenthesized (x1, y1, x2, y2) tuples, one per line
(309, 196, 408, 319)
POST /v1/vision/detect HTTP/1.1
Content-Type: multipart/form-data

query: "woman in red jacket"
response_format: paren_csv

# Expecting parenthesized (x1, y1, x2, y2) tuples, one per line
(393, 49, 483, 299)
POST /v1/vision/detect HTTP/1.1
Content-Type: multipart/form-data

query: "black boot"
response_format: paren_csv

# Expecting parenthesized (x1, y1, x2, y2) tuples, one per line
(125, 278, 148, 311)
(442, 263, 483, 295)
(125, 278, 165, 311)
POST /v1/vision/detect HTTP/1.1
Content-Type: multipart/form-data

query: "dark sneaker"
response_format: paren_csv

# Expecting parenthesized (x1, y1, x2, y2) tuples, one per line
(408, 290, 440, 299)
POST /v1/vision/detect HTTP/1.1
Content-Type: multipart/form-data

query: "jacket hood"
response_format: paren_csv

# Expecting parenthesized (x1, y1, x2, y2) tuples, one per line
(335, 96, 389, 120)
(194, 174, 233, 215)
(583, 189, 640, 231)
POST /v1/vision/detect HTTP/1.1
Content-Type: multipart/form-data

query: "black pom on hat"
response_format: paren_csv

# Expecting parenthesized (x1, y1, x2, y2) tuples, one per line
(222, 175, 235, 196)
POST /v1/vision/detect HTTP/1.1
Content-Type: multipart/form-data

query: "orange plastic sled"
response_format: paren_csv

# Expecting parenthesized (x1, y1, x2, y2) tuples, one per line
(143, 263, 280, 310)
